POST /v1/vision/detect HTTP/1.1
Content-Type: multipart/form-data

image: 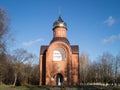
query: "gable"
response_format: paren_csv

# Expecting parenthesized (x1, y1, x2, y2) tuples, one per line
(40, 45, 48, 55)
(71, 45, 79, 54)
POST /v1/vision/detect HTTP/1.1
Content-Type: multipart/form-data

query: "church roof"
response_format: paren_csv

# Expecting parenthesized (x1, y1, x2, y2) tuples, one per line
(40, 46, 48, 54)
(53, 16, 67, 30)
(50, 37, 70, 45)
(40, 45, 79, 54)
(71, 45, 79, 54)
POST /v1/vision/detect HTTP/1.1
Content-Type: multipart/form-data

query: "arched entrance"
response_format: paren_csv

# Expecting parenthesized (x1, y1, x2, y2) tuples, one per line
(56, 73, 63, 86)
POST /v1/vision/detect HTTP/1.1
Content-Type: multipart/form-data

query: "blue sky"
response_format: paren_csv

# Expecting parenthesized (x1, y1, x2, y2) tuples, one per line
(0, 0, 120, 62)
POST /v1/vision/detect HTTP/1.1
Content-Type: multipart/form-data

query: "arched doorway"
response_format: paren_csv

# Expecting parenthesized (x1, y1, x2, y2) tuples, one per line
(56, 73, 63, 86)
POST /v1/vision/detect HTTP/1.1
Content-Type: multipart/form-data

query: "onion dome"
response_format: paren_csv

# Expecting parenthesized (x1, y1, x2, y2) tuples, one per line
(53, 16, 67, 30)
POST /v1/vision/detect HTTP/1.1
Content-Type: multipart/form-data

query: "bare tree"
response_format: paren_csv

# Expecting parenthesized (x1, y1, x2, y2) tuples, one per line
(12, 48, 34, 86)
(96, 52, 114, 85)
(0, 8, 11, 85)
(114, 53, 120, 85)
(79, 53, 90, 84)
(31, 64, 39, 85)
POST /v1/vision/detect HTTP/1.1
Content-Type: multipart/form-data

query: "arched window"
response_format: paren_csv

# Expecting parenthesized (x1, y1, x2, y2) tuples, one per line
(53, 48, 66, 61)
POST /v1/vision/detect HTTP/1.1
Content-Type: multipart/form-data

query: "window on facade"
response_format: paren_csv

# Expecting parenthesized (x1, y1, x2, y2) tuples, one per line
(53, 48, 66, 61)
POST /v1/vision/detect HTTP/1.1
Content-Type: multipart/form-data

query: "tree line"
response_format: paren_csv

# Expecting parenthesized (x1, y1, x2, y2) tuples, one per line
(0, 49, 39, 86)
(0, 8, 39, 86)
(79, 52, 120, 86)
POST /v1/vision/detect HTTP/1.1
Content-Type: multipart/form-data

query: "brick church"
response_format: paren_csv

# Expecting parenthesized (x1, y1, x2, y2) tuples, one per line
(39, 16, 79, 86)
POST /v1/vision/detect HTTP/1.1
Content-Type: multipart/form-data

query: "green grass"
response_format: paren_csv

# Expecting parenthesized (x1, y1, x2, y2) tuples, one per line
(0, 85, 47, 90)
(0, 85, 120, 90)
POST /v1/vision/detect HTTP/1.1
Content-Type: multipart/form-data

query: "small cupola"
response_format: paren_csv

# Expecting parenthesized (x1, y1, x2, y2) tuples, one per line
(53, 16, 67, 30)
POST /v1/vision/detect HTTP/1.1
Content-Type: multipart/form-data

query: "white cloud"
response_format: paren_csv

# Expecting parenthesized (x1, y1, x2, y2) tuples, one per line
(104, 16, 115, 26)
(102, 34, 120, 44)
(22, 38, 44, 46)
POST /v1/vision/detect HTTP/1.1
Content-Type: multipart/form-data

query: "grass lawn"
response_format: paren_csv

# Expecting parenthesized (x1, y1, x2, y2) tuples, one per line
(0, 84, 120, 90)
(0, 85, 47, 90)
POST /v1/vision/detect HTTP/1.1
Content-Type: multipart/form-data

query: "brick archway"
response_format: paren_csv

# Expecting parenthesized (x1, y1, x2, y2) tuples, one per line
(45, 41, 72, 85)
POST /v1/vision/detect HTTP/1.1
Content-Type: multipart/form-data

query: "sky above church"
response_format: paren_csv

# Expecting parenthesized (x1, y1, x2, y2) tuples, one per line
(0, 0, 120, 62)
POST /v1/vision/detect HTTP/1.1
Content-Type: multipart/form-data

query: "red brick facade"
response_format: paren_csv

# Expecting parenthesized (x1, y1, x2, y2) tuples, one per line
(39, 17, 79, 86)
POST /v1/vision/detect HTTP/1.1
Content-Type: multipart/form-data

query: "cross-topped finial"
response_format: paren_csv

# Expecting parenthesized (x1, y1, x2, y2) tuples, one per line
(58, 7, 61, 16)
